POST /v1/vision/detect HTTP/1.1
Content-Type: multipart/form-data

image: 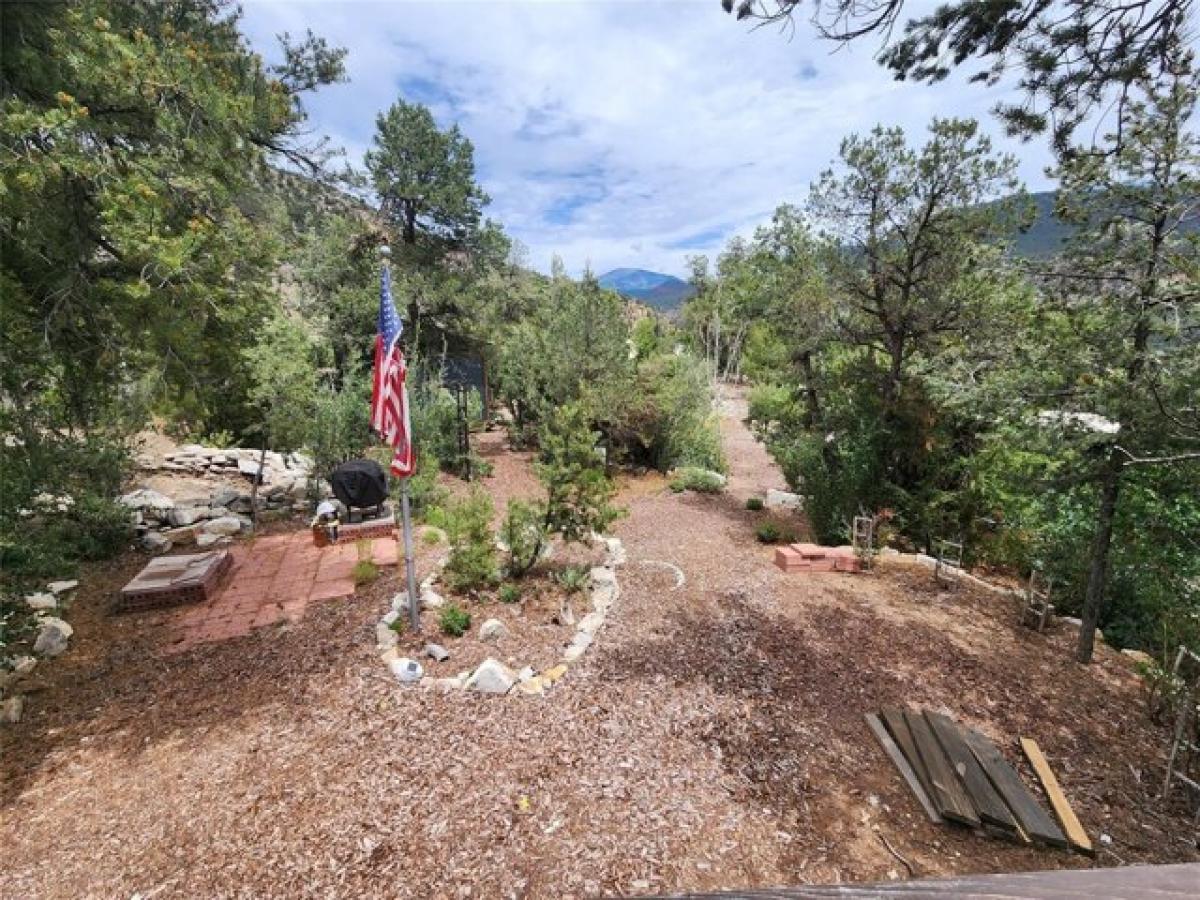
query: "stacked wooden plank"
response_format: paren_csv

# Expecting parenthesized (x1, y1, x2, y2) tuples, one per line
(774, 543, 864, 574)
(866, 707, 1093, 855)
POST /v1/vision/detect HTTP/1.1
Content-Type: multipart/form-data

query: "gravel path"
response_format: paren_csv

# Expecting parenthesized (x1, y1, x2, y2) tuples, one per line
(2, 398, 1196, 898)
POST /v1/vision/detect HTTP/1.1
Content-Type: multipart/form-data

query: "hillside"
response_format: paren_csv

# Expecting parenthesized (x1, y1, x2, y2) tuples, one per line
(598, 268, 697, 312)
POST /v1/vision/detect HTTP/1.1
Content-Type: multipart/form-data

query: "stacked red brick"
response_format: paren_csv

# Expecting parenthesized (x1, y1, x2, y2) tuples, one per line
(774, 542, 864, 574)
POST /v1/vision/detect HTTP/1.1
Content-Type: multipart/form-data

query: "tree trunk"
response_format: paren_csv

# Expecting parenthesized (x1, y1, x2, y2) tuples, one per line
(1077, 450, 1124, 663)
(402, 203, 416, 244)
(797, 350, 823, 427)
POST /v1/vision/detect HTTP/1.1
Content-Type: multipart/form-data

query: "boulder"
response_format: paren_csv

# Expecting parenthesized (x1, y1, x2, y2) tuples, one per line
(382, 610, 400, 627)
(33, 617, 73, 656)
(765, 489, 804, 511)
(119, 488, 176, 511)
(162, 525, 197, 545)
(140, 532, 172, 554)
(211, 486, 242, 509)
(425, 643, 450, 662)
(203, 516, 243, 537)
(166, 506, 205, 528)
(25, 592, 57, 612)
(0, 656, 35, 693)
(195, 533, 231, 549)
(479, 618, 508, 642)
(0, 696, 24, 724)
(47, 580, 78, 596)
(389, 657, 424, 684)
(238, 457, 266, 479)
(419, 588, 445, 610)
(465, 658, 516, 695)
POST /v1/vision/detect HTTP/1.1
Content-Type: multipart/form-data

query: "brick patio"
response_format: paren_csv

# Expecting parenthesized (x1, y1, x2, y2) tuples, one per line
(165, 530, 399, 653)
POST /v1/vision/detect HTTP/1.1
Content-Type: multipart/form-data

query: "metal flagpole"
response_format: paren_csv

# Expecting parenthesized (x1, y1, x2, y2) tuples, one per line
(401, 477, 419, 631)
(381, 245, 421, 632)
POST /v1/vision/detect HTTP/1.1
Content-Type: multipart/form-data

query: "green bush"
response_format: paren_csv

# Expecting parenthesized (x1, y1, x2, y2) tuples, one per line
(756, 522, 783, 543)
(756, 521, 798, 544)
(670, 467, 725, 493)
(351, 559, 378, 586)
(442, 489, 499, 592)
(502, 499, 547, 578)
(439, 602, 471, 638)
(745, 497, 764, 511)
(498, 583, 522, 604)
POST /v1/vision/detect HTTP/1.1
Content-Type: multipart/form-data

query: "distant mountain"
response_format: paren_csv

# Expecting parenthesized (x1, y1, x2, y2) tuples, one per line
(1010, 191, 1075, 258)
(1009, 189, 1198, 257)
(597, 268, 696, 312)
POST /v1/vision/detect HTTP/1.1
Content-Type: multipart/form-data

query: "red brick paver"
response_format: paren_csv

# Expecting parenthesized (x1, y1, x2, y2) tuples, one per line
(164, 530, 399, 653)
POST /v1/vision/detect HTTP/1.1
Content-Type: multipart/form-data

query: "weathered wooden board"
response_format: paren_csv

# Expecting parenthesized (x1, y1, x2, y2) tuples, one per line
(925, 711, 1018, 834)
(641, 862, 1200, 898)
(1020, 737, 1094, 856)
(962, 727, 1068, 848)
(865, 713, 942, 824)
(880, 707, 937, 805)
(904, 709, 979, 827)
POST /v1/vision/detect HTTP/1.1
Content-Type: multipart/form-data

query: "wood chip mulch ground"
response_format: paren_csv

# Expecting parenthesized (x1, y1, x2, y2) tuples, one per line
(2, 391, 1196, 898)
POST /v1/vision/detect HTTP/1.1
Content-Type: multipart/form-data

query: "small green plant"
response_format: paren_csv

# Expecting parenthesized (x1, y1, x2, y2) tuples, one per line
(442, 488, 499, 592)
(421, 526, 444, 545)
(756, 522, 799, 544)
(745, 497, 764, 511)
(439, 602, 471, 637)
(352, 559, 379, 585)
(499, 583, 522, 604)
(670, 467, 725, 493)
(388, 616, 407, 635)
(555, 565, 589, 595)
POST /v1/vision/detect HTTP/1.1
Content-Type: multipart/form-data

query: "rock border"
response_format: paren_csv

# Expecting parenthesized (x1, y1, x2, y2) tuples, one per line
(373, 533, 625, 698)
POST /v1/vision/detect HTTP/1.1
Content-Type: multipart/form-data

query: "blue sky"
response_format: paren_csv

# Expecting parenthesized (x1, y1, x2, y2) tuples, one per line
(239, 1, 1055, 277)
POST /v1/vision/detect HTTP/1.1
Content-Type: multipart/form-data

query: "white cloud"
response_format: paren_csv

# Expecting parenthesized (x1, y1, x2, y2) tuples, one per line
(239, 0, 1055, 277)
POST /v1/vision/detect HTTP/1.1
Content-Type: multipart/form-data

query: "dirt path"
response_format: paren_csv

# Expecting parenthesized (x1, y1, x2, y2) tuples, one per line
(2, 400, 1196, 899)
(717, 385, 790, 504)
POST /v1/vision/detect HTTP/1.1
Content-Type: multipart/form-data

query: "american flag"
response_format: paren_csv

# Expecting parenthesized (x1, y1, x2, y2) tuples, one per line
(371, 265, 415, 477)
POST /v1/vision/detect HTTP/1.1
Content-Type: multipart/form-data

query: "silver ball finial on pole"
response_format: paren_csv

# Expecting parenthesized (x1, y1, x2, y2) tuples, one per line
(378, 244, 391, 259)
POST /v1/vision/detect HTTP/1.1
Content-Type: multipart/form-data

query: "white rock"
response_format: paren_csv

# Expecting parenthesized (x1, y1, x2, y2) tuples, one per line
(389, 657, 423, 684)
(518, 666, 535, 682)
(379, 647, 400, 665)
(119, 488, 175, 511)
(238, 458, 266, 479)
(375, 622, 399, 650)
(1122, 649, 1153, 665)
(24, 592, 57, 611)
(479, 618, 508, 642)
(465, 658, 517, 695)
(203, 516, 243, 536)
(571, 631, 594, 651)
(578, 612, 605, 636)
(562, 644, 586, 663)
(419, 588, 445, 610)
(428, 676, 464, 692)
(195, 533, 231, 549)
(382, 610, 400, 626)
(425, 643, 450, 662)
(47, 580, 78, 595)
(1, 697, 24, 724)
(590, 566, 617, 586)
(391, 591, 411, 613)
(140, 532, 172, 553)
(765, 489, 804, 511)
(590, 582, 617, 613)
(33, 617, 73, 656)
